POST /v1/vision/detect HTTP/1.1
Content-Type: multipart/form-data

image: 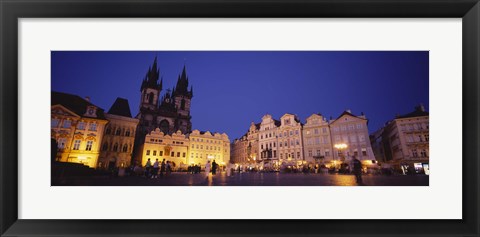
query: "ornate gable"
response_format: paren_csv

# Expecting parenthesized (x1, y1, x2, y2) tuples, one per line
(51, 105, 81, 118)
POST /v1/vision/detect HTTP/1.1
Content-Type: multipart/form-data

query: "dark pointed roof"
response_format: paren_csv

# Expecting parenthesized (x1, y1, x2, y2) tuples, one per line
(397, 105, 429, 119)
(140, 56, 162, 91)
(172, 65, 193, 98)
(51, 91, 106, 120)
(108, 97, 132, 118)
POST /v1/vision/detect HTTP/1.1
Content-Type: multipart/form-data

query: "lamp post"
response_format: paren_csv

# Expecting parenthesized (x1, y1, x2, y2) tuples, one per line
(334, 143, 348, 172)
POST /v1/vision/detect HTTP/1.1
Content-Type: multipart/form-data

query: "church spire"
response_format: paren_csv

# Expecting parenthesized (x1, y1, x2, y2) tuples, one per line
(173, 65, 192, 98)
(140, 56, 162, 91)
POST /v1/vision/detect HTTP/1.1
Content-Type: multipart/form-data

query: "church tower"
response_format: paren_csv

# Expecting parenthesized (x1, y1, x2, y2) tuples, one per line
(139, 56, 162, 112)
(172, 65, 193, 133)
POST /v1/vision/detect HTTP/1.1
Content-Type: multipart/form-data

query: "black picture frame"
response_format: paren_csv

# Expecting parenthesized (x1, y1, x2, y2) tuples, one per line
(1, 0, 479, 236)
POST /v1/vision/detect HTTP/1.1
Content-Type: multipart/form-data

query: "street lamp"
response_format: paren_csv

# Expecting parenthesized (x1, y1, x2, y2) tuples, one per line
(334, 143, 348, 171)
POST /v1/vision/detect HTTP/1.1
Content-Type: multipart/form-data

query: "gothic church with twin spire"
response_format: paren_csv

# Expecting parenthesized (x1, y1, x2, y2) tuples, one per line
(133, 57, 194, 162)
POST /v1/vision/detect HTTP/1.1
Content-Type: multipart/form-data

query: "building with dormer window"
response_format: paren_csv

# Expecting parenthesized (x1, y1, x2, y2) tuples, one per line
(51, 91, 108, 168)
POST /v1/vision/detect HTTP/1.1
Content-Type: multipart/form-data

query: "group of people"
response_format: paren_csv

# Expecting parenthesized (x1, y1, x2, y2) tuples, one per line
(144, 158, 172, 178)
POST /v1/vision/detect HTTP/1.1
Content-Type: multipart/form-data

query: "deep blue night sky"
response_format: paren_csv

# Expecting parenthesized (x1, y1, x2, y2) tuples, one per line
(51, 51, 429, 140)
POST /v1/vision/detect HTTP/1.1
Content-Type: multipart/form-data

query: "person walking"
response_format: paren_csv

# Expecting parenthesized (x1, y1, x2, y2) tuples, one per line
(226, 161, 234, 177)
(160, 159, 166, 178)
(166, 161, 171, 176)
(352, 156, 363, 185)
(145, 158, 152, 178)
(212, 160, 217, 175)
(205, 160, 211, 179)
(153, 159, 159, 178)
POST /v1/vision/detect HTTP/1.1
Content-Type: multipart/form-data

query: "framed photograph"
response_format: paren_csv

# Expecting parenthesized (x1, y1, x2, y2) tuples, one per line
(1, 0, 479, 236)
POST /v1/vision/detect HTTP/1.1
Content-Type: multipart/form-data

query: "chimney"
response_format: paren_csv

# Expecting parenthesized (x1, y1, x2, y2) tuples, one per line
(416, 103, 425, 112)
(85, 96, 90, 102)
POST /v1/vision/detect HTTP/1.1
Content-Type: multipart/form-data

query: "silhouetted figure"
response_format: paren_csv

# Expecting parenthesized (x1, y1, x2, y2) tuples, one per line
(145, 158, 152, 178)
(352, 156, 363, 185)
(212, 160, 217, 175)
(160, 159, 166, 177)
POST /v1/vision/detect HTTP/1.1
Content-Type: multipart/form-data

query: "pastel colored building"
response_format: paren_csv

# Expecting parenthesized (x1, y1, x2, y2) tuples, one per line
(98, 98, 139, 169)
(371, 105, 429, 174)
(51, 91, 108, 168)
(302, 113, 333, 165)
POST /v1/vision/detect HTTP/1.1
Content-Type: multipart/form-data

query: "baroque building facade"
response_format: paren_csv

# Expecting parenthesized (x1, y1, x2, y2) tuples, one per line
(133, 57, 194, 164)
(98, 98, 139, 169)
(231, 110, 377, 169)
(51, 91, 108, 168)
(329, 110, 376, 165)
(258, 114, 280, 164)
(370, 105, 429, 174)
(302, 114, 332, 164)
(141, 129, 230, 169)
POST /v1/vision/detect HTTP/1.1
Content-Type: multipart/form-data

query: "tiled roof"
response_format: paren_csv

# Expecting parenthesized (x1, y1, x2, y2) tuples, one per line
(108, 97, 132, 118)
(397, 109, 429, 119)
(51, 91, 106, 120)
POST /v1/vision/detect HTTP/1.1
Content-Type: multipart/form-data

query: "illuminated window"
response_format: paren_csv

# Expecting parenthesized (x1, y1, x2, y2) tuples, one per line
(77, 122, 85, 130)
(89, 123, 97, 131)
(51, 119, 60, 127)
(85, 140, 93, 151)
(57, 138, 67, 149)
(73, 140, 81, 150)
(63, 120, 71, 128)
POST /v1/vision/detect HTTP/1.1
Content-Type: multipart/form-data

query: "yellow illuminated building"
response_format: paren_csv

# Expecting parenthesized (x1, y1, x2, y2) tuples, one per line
(142, 129, 190, 170)
(51, 92, 108, 168)
(141, 129, 230, 170)
(189, 130, 230, 167)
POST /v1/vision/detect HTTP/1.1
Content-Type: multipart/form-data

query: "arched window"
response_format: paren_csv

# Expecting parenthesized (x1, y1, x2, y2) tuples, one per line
(113, 143, 119, 152)
(102, 142, 108, 151)
(181, 99, 186, 110)
(122, 144, 128, 152)
(160, 120, 169, 134)
(149, 92, 154, 104)
(105, 126, 111, 135)
(115, 128, 121, 136)
(125, 129, 130, 136)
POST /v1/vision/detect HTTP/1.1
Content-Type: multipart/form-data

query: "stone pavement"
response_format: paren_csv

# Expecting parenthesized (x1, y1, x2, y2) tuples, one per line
(53, 172, 429, 186)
